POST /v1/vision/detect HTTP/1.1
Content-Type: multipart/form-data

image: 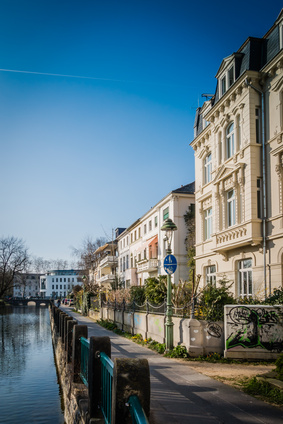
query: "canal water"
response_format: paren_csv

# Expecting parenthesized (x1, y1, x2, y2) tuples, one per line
(0, 305, 65, 424)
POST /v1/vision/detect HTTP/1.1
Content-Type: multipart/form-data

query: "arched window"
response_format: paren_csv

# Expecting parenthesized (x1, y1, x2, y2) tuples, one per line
(204, 153, 212, 184)
(226, 122, 235, 158)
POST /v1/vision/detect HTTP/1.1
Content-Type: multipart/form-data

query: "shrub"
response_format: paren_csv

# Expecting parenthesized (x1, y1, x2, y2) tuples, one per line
(130, 286, 146, 304)
(144, 276, 167, 304)
(195, 277, 235, 321)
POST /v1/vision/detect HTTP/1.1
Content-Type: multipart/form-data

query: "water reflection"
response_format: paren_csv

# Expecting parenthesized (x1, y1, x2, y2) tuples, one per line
(0, 306, 64, 424)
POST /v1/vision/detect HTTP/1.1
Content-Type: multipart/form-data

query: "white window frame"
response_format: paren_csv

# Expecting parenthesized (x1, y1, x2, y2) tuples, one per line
(205, 265, 216, 285)
(227, 189, 236, 227)
(204, 208, 212, 240)
(226, 122, 235, 158)
(238, 259, 253, 297)
(204, 153, 212, 184)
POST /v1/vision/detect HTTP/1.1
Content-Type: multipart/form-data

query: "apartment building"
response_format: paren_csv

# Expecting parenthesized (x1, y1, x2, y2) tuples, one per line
(190, 10, 283, 298)
(13, 273, 41, 298)
(117, 183, 195, 287)
(40, 269, 82, 298)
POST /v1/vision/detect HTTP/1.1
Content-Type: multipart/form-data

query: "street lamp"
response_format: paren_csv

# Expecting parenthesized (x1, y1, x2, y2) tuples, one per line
(161, 218, 178, 351)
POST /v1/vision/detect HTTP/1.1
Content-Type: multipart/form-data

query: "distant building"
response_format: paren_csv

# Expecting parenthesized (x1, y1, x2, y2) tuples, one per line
(13, 273, 41, 298)
(190, 10, 283, 297)
(39, 270, 82, 298)
(117, 182, 195, 287)
(89, 228, 125, 290)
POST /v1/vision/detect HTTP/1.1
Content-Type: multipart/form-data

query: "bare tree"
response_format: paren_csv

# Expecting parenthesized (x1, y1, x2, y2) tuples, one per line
(71, 236, 107, 271)
(0, 236, 30, 298)
(32, 256, 70, 273)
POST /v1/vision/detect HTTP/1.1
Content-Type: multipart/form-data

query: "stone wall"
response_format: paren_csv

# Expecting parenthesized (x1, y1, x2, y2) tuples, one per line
(224, 304, 283, 360)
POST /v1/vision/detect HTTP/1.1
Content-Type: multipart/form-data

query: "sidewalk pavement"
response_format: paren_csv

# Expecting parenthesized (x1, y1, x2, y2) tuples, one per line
(62, 305, 283, 424)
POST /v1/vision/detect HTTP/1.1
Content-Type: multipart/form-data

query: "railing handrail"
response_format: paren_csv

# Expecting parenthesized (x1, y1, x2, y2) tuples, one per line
(80, 336, 89, 387)
(128, 395, 149, 424)
(100, 351, 114, 375)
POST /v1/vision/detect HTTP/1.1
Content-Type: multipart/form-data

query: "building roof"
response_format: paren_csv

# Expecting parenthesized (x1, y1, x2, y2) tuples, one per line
(193, 9, 283, 138)
(172, 182, 195, 194)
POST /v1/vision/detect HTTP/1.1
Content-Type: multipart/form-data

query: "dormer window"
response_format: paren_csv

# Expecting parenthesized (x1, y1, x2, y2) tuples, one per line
(220, 65, 235, 97)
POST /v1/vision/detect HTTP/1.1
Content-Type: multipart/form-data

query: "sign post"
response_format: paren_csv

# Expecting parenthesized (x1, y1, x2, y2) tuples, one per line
(163, 254, 177, 351)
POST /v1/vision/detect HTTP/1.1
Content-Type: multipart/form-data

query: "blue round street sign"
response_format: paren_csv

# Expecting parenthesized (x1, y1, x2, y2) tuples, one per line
(164, 254, 177, 275)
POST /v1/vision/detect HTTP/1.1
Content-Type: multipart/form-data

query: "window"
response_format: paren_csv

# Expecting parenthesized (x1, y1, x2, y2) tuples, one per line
(149, 220, 152, 231)
(226, 122, 235, 158)
(123, 257, 125, 272)
(204, 208, 212, 240)
(205, 265, 216, 285)
(163, 207, 169, 221)
(204, 153, 212, 184)
(126, 255, 129, 269)
(257, 178, 262, 218)
(255, 108, 261, 144)
(138, 227, 141, 238)
(228, 66, 234, 88)
(155, 216, 158, 227)
(221, 76, 226, 95)
(144, 249, 147, 260)
(144, 224, 147, 234)
(227, 189, 236, 227)
(238, 259, 253, 297)
(52, 285, 54, 290)
(56, 285, 58, 290)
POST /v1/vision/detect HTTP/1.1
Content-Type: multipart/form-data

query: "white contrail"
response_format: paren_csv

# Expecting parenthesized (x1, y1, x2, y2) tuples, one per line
(0, 67, 126, 82)
(0, 67, 190, 88)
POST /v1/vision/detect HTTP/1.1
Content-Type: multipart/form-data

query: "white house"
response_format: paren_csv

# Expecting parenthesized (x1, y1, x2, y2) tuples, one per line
(40, 269, 82, 298)
(117, 182, 195, 286)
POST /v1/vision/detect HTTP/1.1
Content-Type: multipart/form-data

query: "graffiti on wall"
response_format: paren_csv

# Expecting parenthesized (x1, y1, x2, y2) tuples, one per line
(206, 322, 222, 338)
(226, 306, 283, 352)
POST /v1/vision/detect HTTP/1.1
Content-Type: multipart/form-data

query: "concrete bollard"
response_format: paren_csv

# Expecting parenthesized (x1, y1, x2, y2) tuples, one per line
(67, 320, 77, 363)
(59, 312, 67, 338)
(111, 358, 150, 424)
(64, 317, 73, 349)
(72, 325, 88, 383)
(88, 336, 111, 419)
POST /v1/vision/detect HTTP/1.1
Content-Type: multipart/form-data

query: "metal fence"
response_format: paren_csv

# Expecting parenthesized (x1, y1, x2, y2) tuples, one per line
(79, 337, 149, 424)
(80, 336, 89, 386)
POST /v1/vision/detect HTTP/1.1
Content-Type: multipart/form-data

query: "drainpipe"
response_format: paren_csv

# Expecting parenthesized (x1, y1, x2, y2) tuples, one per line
(245, 77, 267, 298)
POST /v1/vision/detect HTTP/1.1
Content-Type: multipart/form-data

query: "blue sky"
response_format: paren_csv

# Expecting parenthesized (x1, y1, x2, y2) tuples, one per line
(1, 1, 282, 263)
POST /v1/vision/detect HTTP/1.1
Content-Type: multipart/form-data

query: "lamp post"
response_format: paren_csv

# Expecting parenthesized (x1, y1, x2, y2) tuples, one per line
(161, 218, 178, 352)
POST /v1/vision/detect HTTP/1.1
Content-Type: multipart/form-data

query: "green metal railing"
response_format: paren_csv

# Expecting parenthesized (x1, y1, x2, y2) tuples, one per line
(79, 338, 149, 424)
(80, 336, 89, 387)
(128, 395, 149, 424)
(100, 351, 114, 424)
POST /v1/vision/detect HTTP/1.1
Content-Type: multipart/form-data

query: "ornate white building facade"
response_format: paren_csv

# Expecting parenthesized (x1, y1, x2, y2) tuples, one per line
(190, 10, 283, 298)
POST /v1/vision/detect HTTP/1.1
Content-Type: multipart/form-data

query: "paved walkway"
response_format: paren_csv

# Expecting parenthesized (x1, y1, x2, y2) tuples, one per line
(62, 305, 283, 424)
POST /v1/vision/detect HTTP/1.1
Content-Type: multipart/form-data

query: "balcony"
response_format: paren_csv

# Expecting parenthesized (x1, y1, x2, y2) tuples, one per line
(137, 258, 158, 273)
(99, 255, 118, 269)
(213, 221, 262, 256)
(98, 274, 116, 284)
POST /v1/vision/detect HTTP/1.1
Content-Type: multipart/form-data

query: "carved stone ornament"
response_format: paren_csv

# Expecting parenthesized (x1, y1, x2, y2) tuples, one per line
(277, 134, 283, 144)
